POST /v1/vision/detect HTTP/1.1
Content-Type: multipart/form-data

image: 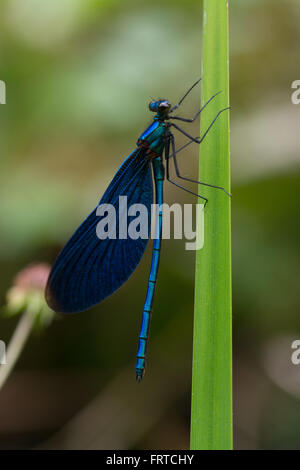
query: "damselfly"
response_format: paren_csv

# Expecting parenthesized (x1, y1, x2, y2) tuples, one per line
(45, 79, 230, 381)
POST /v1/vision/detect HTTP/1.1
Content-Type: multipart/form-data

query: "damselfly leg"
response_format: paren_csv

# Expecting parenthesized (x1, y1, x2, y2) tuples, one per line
(169, 78, 201, 113)
(170, 107, 230, 146)
(169, 91, 222, 123)
(169, 133, 231, 197)
(165, 132, 208, 207)
(165, 102, 231, 201)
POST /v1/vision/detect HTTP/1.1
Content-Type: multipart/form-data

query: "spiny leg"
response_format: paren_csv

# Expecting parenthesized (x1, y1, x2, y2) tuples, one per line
(169, 91, 222, 123)
(165, 133, 208, 207)
(169, 78, 201, 113)
(169, 133, 231, 197)
(170, 107, 230, 145)
(168, 137, 198, 159)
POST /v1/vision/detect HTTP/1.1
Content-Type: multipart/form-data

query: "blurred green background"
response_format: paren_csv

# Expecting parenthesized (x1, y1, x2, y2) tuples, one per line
(0, 0, 300, 450)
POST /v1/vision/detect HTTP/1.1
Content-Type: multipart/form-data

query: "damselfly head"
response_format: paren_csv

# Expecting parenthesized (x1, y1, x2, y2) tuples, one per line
(149, 99, 171, 114)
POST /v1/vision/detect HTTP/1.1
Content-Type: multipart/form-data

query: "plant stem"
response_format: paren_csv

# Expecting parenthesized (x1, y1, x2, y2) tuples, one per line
(0, 311, 34, 391)
(190, 0, 232, 450)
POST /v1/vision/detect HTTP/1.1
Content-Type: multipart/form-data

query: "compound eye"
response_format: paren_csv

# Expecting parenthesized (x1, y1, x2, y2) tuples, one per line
(159, 100, 170, 109)
(149, 101, 157, 112)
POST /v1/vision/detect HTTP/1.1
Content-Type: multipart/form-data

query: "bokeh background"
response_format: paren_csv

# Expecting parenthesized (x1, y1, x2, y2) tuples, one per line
(0, 0, 300, 450)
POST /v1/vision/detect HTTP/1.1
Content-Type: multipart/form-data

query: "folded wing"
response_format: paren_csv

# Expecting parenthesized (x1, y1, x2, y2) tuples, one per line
(45, 149, 153, 313)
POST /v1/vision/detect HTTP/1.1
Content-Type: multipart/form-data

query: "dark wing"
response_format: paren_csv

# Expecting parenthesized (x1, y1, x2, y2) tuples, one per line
(45, 149, 153, 313)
